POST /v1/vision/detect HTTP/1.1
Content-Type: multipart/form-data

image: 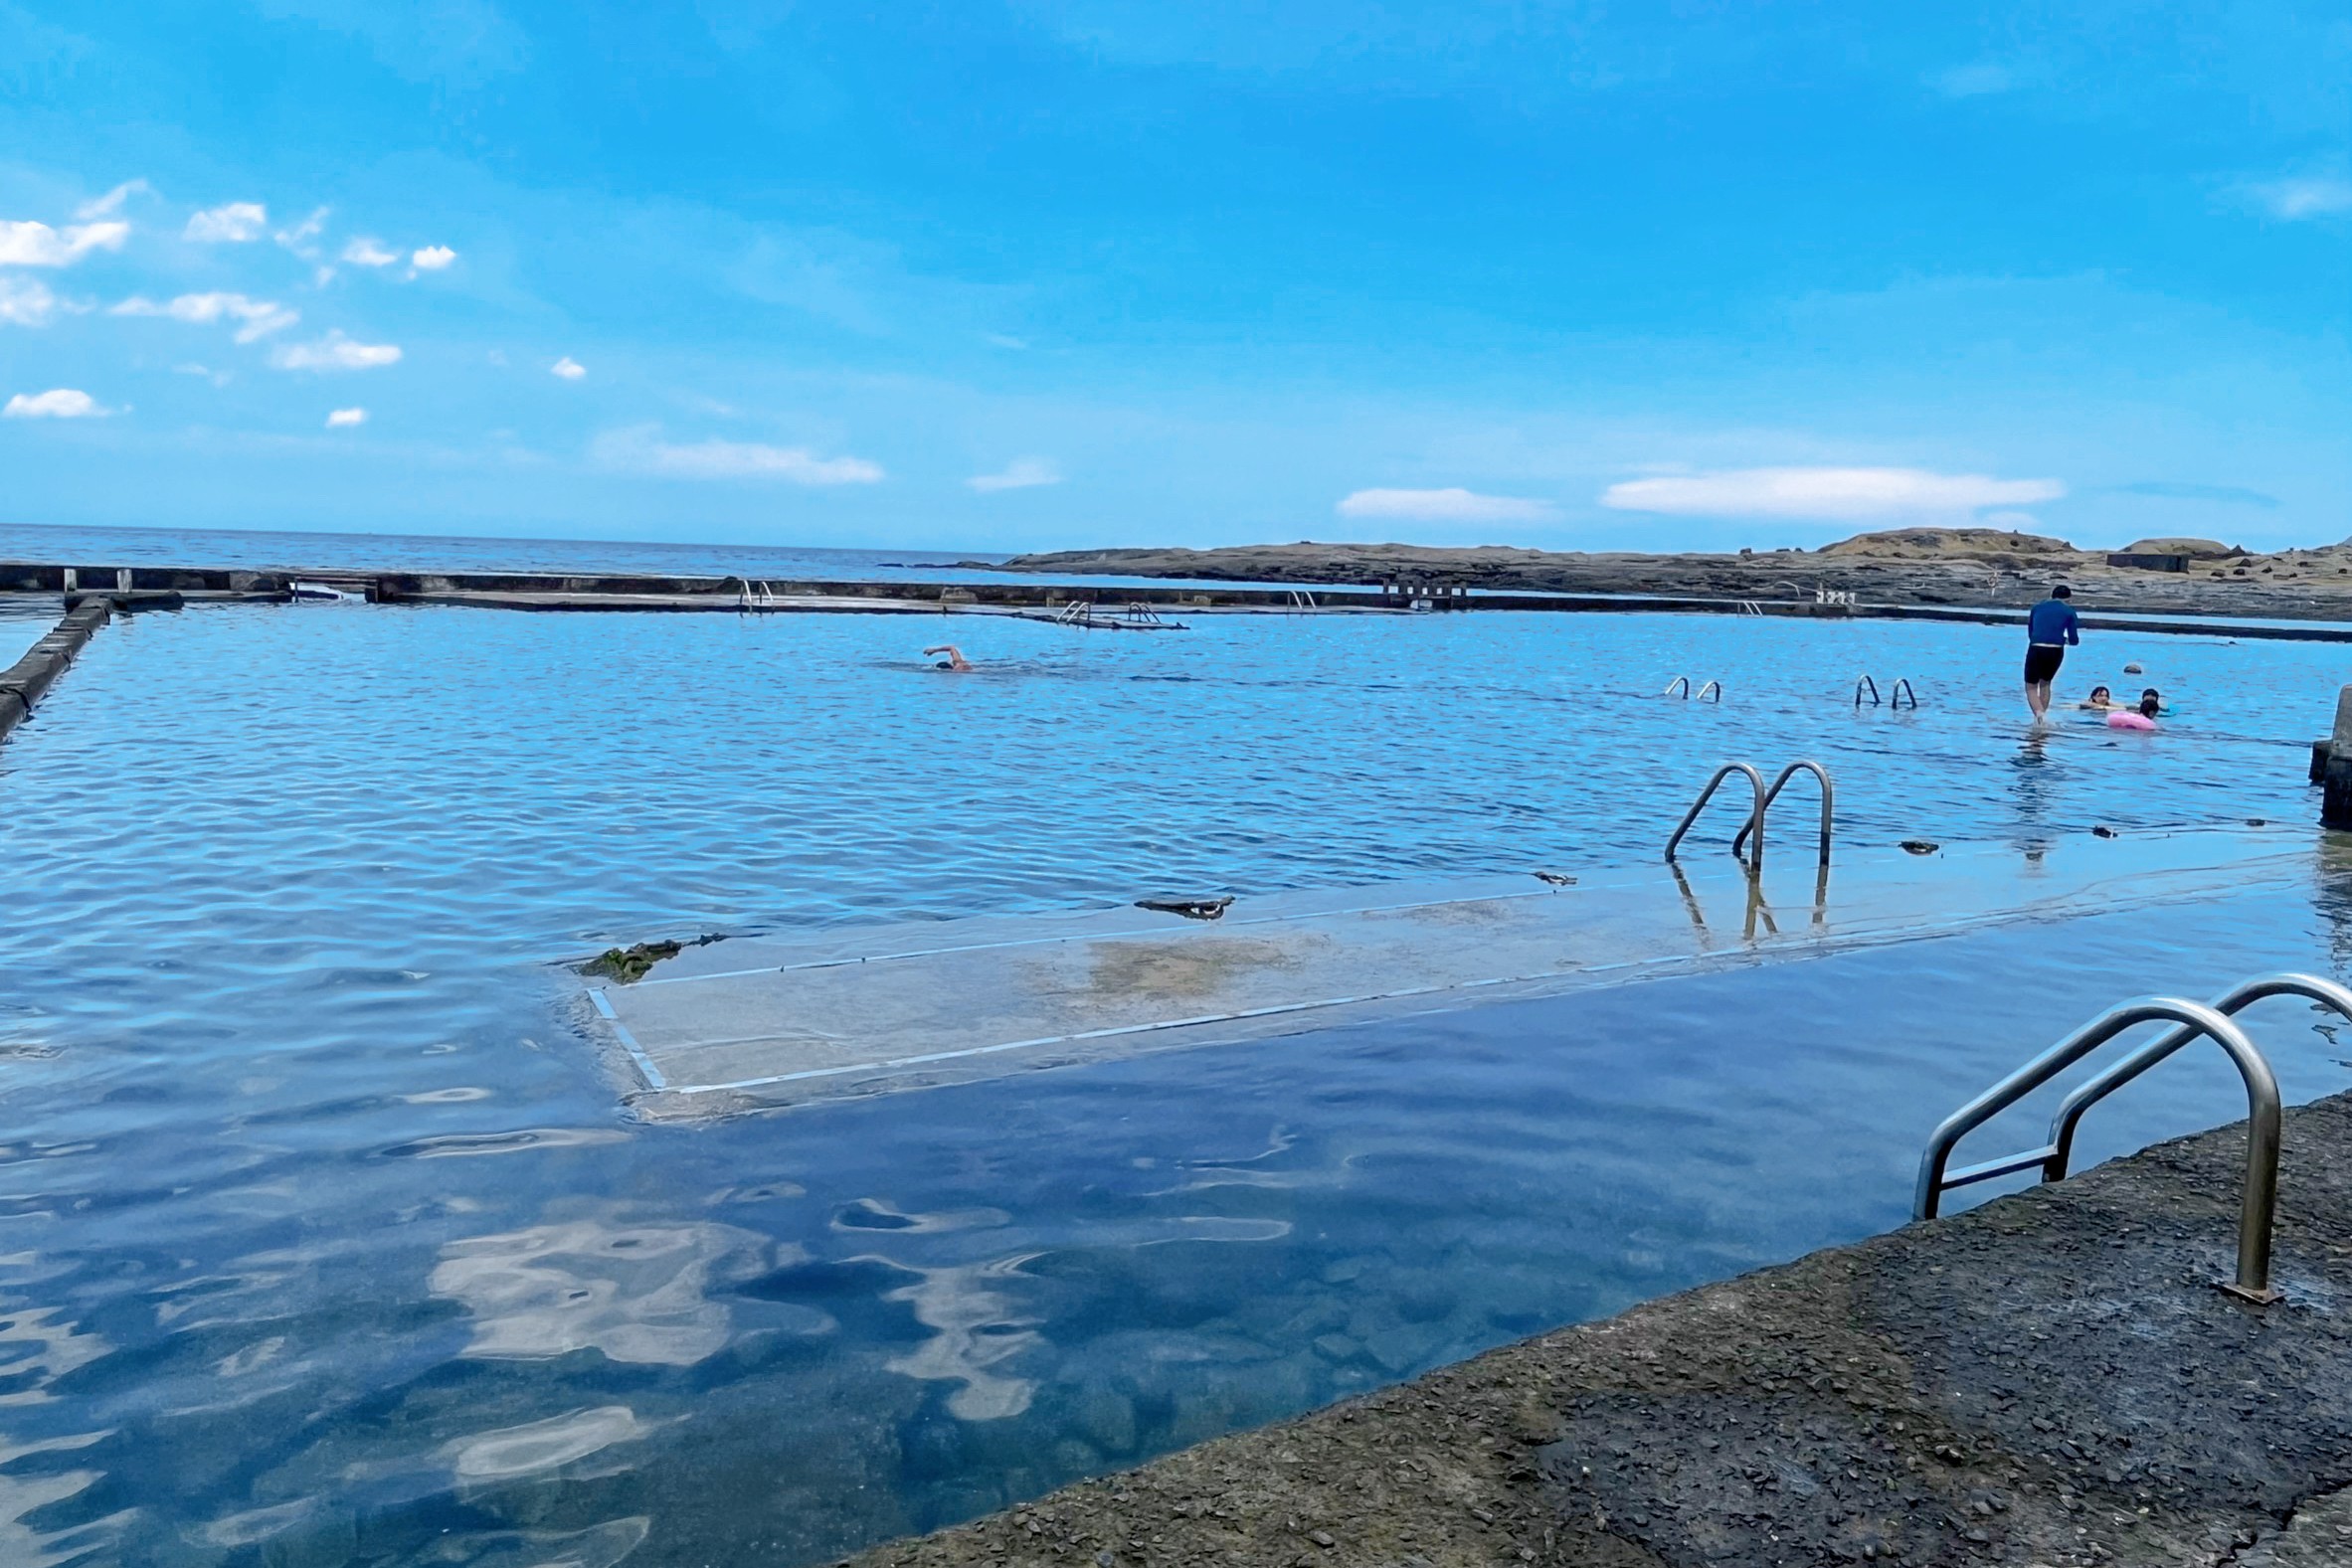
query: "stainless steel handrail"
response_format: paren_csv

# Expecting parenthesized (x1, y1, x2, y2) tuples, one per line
(1664, 763, 1767, 868)
(1695, 679, 1722, 702)
(1662, 676, 1692, 699)
(2048, 973, 2352, 1181)
(1854, 674, 1881, 707)
(1913, 996, 2282, 1303)
(1730, 760, 1834, 867)
(1891, 678, 1917, 709)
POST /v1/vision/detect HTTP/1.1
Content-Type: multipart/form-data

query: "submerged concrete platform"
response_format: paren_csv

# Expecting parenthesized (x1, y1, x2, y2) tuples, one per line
(845, 1089, 2352, 1568)
(585, 824, 2302, 1117)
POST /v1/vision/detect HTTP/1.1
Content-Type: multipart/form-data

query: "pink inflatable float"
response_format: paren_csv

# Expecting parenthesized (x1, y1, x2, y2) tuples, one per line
(2105, 710, 2157, 731)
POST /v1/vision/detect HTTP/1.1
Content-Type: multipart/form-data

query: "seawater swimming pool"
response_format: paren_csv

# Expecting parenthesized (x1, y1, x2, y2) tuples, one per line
(0, 601, 2345, 1565)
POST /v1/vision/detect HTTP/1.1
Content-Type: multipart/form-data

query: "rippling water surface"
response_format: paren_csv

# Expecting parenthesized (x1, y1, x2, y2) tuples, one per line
(0, 599, 2346, 1565)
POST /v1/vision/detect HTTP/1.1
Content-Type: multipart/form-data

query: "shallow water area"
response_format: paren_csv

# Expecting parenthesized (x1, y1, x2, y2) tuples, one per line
(0, 599, 2343, 1565)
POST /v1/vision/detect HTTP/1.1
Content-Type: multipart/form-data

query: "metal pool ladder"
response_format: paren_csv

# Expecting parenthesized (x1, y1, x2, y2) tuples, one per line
(1661, 676, 1722, 701)
(1854, 676, 1918, 708)
(1665, 760, 1834, 869)
(1914, 972, 2352, 1304)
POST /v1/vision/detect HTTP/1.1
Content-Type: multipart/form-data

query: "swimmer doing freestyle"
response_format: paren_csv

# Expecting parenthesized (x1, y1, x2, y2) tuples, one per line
(924, 644, 975, 672)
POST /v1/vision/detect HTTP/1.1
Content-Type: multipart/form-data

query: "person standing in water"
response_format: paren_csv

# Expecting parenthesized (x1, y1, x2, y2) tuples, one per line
(2023, 585, 2080, 721)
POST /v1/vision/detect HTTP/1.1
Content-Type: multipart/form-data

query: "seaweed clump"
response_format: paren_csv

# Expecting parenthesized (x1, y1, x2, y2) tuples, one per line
(581, 933, 726, 983)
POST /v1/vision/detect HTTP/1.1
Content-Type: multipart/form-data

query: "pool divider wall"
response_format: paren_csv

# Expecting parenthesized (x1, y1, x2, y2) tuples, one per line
(9, 558, 2352, 639)
(0, 597, 110, 741)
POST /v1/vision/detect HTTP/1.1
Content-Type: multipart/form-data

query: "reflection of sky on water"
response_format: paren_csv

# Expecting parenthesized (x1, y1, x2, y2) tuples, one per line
(431, 1210, 777, 1365)
(0, 604, 2347, 1562)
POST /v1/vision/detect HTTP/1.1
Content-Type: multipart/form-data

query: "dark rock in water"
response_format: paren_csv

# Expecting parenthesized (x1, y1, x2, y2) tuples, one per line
(1900, 839, 1939, 855)
(2092, 824, 2119, 838)
(1533, 871, 1578, 887)
(1136, 896, 1234, 921)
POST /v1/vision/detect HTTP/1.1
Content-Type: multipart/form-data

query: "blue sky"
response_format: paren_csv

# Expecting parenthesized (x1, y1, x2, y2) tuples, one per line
(0, 1, 2346, 554)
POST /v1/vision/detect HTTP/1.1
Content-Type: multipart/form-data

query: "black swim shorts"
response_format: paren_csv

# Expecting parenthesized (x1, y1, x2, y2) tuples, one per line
(2024, 643, 2066, 684)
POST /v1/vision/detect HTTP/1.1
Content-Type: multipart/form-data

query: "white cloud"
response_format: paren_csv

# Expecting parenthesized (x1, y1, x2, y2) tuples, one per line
(1336, 487, 1561, 524)
(593, 427, 884, 484)
(550, 356, 587, 380)
(111, 290, 298, 342)
(985, 332, 1030, 350)
(0, 275, 65, 327)
(75, 179, 151, 220)
(184, 202, 269, 243)
(2249, 175, 2352, 221)
(410, 244, 457, 270)
(1599, 465, 2066, 521)
(0, 219, 128, 266)
(271, 330, 403, 371)
(274, 206, 329, 255)
(326, 407, 367, 428)
(342, 237, 400, 267)
(968, 456, 1062, 492)
(4, 388, 110, 419)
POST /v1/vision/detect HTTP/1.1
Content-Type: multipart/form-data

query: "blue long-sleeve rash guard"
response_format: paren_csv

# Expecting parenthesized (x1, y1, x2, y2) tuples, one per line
(2027, 598, 2081, 645)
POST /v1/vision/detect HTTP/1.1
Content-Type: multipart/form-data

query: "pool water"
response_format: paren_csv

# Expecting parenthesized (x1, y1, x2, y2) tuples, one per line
(0, 602, 2342, 1566)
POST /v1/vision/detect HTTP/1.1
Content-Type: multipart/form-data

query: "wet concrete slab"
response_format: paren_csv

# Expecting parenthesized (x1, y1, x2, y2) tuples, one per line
(845, 1089, 2352, 1568)
(586, 824, 2302, 1116)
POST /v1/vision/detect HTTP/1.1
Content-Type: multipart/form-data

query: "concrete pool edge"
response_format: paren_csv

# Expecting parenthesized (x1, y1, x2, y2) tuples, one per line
(843, 1089, 2352, 1568)
(585, 823, 2317, 1119)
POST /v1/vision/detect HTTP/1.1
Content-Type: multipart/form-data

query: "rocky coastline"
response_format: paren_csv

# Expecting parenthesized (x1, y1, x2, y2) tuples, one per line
(990, 529, 2352, 621)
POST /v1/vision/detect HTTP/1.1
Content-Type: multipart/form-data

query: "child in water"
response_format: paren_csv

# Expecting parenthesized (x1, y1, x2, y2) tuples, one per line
(2105, 689, 2162, 730)
(2079, 685, 2114, 710)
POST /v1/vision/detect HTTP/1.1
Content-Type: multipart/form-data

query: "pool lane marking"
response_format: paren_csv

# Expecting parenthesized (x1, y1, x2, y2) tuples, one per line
(632, 883, 1578, 987)
(588, 987, 669, 1091)
(640, 847, 2307, 1099)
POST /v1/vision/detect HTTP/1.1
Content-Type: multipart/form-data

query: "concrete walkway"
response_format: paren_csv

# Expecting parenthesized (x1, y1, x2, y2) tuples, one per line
(847, 1089, 2352, 1568)
(589, 825, 2301, 1117)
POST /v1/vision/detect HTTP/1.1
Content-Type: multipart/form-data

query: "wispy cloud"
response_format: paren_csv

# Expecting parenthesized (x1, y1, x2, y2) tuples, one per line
(985, 332, 1030, 350)
(271, 330, 403, 371)
(549, 356, 586, 380)
(0, 275, 72, 327)
(0, 219, 128, 266)
(326, 407, 368, 429)
(274, 206, 329, 257)
(2245, 174, 2352, 221)
(1600, 465, 2065, 521)
(1336, 487, 1560, 524)
(410, 245, 457, 270)
(593, 427, 884, 484)
(111, 291, 298, 342)
(3, 388, 111, 420)
(75, 179, 150, 220)
(968, 456, 1061, 492)
(342, 237, 400, 267)
(184, 201, 269, 243)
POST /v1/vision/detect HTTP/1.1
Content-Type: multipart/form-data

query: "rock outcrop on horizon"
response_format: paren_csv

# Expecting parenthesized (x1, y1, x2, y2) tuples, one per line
(993, 527, 2352, 619)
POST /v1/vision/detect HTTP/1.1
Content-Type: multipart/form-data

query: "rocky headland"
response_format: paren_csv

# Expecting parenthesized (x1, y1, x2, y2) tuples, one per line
(992, 529, 2352, 620)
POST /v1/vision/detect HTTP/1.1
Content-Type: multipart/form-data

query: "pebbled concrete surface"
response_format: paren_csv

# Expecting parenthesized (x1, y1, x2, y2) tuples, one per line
(846, 1091, 2352, 1568)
